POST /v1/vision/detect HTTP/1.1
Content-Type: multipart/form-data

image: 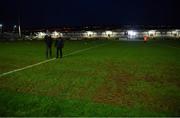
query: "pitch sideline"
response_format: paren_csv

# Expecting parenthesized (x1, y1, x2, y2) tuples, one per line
(0, 43, 107, 77)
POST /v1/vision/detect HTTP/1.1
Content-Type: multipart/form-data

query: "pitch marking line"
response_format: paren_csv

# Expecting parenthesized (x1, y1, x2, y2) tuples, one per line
(166, 45, 180, 49)
(0, 43, 107, 77)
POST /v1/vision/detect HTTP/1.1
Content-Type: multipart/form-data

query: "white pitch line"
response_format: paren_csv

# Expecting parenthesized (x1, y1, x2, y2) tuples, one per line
(0, 58, 56, 77)
(0, 43, 107, 78)
(64, 43, 106, 56)
(166, 45, 180, 49)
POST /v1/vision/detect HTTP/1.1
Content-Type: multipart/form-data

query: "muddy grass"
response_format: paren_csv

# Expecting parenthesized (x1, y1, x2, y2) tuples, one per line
(93, 61, 134, 106)
(0, 60, 179, 116)
(0, 68, 100, 100)
(92, 61, 180, 115)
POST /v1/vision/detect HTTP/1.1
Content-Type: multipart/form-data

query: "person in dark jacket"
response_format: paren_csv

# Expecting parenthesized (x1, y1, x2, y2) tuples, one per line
(55, 36, 64, 58)
(45, 33, 53, 58)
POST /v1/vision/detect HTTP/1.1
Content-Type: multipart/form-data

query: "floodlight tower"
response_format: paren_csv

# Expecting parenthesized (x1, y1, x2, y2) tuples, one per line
(18, 11, 22, 38)
(0, 24, 2, 33)
(18, 19, 22, 38)
(17, 0, 22, 38)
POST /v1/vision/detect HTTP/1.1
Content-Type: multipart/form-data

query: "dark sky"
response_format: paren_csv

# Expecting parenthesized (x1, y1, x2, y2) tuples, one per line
(0, 0, 179, 28)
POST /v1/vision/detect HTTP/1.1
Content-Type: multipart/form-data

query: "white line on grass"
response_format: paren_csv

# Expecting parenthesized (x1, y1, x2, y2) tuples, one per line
(156, 44, 180, 49)
(0, 43, 107, 78)
(166, 45, 180, 49)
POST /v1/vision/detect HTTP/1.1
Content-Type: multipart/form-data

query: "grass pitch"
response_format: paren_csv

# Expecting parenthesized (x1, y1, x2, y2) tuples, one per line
(0, 40, 180, 116)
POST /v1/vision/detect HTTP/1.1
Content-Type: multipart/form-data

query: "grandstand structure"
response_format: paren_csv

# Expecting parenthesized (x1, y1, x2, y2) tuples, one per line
(0, 28, 179, 41)
(35, 29, 180, 40)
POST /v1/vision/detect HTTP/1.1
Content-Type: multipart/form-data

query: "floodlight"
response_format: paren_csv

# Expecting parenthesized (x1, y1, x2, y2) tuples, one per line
(14, 25, 17, 28)
(53, 31, 59, 36)
(40, 32, 46, 36)
(86, 31, 96, 37)
(51, 31, 62, 38)
(105, 31, 113, 35)
(128, 30, 137, 36)
(87, 31, 94, 36)
(172, 30, 178, 34)
(37, 32, 46, 38)
(148, 30, 156, 35)
(101, 31, 113, 37)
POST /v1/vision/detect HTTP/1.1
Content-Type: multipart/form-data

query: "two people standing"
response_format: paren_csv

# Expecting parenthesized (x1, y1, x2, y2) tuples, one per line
(45, 31, 64, 59)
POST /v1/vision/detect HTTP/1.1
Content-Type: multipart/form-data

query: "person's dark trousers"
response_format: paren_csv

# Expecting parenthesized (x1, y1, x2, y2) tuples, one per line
(46, 46, 52, 58)
(56, 48, 63, 58)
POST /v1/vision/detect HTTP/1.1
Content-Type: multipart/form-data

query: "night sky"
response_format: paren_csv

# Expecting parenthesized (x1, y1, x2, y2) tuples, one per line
(0, 0, 179, 28)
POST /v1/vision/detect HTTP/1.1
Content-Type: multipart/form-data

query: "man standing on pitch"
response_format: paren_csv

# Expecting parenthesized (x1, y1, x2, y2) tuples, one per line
(55, 36, 64, 59)
(45, 31, 53, 58)
(144, 35, 148, 43)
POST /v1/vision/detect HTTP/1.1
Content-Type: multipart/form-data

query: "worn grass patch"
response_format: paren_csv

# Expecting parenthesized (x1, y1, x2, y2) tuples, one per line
(0, 40, 180, 116)
(93, 61, 134, 106)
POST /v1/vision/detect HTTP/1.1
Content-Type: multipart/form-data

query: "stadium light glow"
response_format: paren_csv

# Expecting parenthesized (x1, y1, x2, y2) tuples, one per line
(85, 31, 96, 37)
(51, 31, 61, 38)
(14, 25, 17, 28)
(128, 30, 137, 36)
(172, 30, 179, 34)
(148, 30, 156, 36)
(102, 31, 114, 38)
(87, 31, 94, 36)
(105, 31, 113, 35)
(0, 24, 2, 33)
(171, 30, 179, 37)
(36, 32, 46, 39)
(106, 31, 113, 37)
